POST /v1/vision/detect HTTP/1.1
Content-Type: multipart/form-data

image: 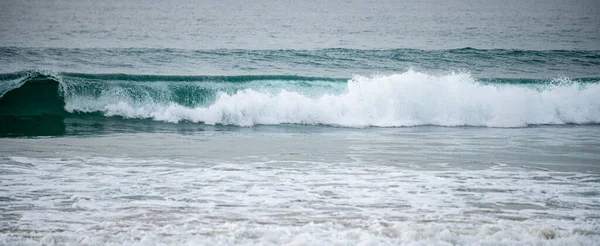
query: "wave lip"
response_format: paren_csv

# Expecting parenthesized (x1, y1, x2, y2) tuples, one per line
(60, 70, 600, 128)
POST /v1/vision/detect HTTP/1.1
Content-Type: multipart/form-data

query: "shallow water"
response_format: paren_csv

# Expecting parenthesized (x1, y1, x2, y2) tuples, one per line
(1, 127, 600, 245)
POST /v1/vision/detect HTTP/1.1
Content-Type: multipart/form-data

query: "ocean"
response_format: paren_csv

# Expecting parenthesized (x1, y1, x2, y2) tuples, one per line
(1, 0, 600, 245)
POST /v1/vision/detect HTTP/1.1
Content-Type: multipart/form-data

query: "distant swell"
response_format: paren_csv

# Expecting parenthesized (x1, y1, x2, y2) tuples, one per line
(2, 47, 599, 79)
(1, 70, 600, 128)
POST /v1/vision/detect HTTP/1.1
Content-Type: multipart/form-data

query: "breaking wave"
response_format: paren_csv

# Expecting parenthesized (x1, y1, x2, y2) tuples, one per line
(1, 70, 599, 128)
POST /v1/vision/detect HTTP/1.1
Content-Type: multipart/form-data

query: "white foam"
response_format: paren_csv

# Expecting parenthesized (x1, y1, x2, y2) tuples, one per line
(3, 148, 600, 245)
(2, 221, 599, 246)
(65, 71, 600, 127)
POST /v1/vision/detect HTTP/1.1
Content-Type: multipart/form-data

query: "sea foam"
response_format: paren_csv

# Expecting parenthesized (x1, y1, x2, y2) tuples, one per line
(64, 70, 600, 127)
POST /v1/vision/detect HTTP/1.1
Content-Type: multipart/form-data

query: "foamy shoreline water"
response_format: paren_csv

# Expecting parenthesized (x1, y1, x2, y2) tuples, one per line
(1, 129, 599, 245)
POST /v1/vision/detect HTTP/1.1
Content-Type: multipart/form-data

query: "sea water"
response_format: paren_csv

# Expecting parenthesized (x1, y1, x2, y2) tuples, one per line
(1, 0, 599, 245)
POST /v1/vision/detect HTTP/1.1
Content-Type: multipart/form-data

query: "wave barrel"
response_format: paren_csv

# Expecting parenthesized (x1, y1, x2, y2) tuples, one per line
(0, 75, 66, 136)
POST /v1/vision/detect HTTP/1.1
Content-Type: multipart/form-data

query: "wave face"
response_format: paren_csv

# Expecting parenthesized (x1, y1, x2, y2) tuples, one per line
(1, 70, 599, 129)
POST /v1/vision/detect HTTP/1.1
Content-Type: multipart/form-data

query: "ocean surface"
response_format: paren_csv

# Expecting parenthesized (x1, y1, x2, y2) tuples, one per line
(1, 0, 600, 245)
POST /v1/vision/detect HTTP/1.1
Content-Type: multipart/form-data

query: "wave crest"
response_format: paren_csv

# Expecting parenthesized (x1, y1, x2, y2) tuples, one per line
(66, 71, 600, 127)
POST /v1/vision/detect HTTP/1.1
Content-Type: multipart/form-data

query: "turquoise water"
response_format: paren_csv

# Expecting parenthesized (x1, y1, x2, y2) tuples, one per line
(1, 0, 600, 245)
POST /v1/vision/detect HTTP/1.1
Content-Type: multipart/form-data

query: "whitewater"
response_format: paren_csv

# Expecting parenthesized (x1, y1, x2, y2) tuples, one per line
(63, 71, 598, 127)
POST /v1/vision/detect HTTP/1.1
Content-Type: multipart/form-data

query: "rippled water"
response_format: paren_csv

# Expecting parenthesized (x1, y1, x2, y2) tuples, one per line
(2, 0, 599, 50)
